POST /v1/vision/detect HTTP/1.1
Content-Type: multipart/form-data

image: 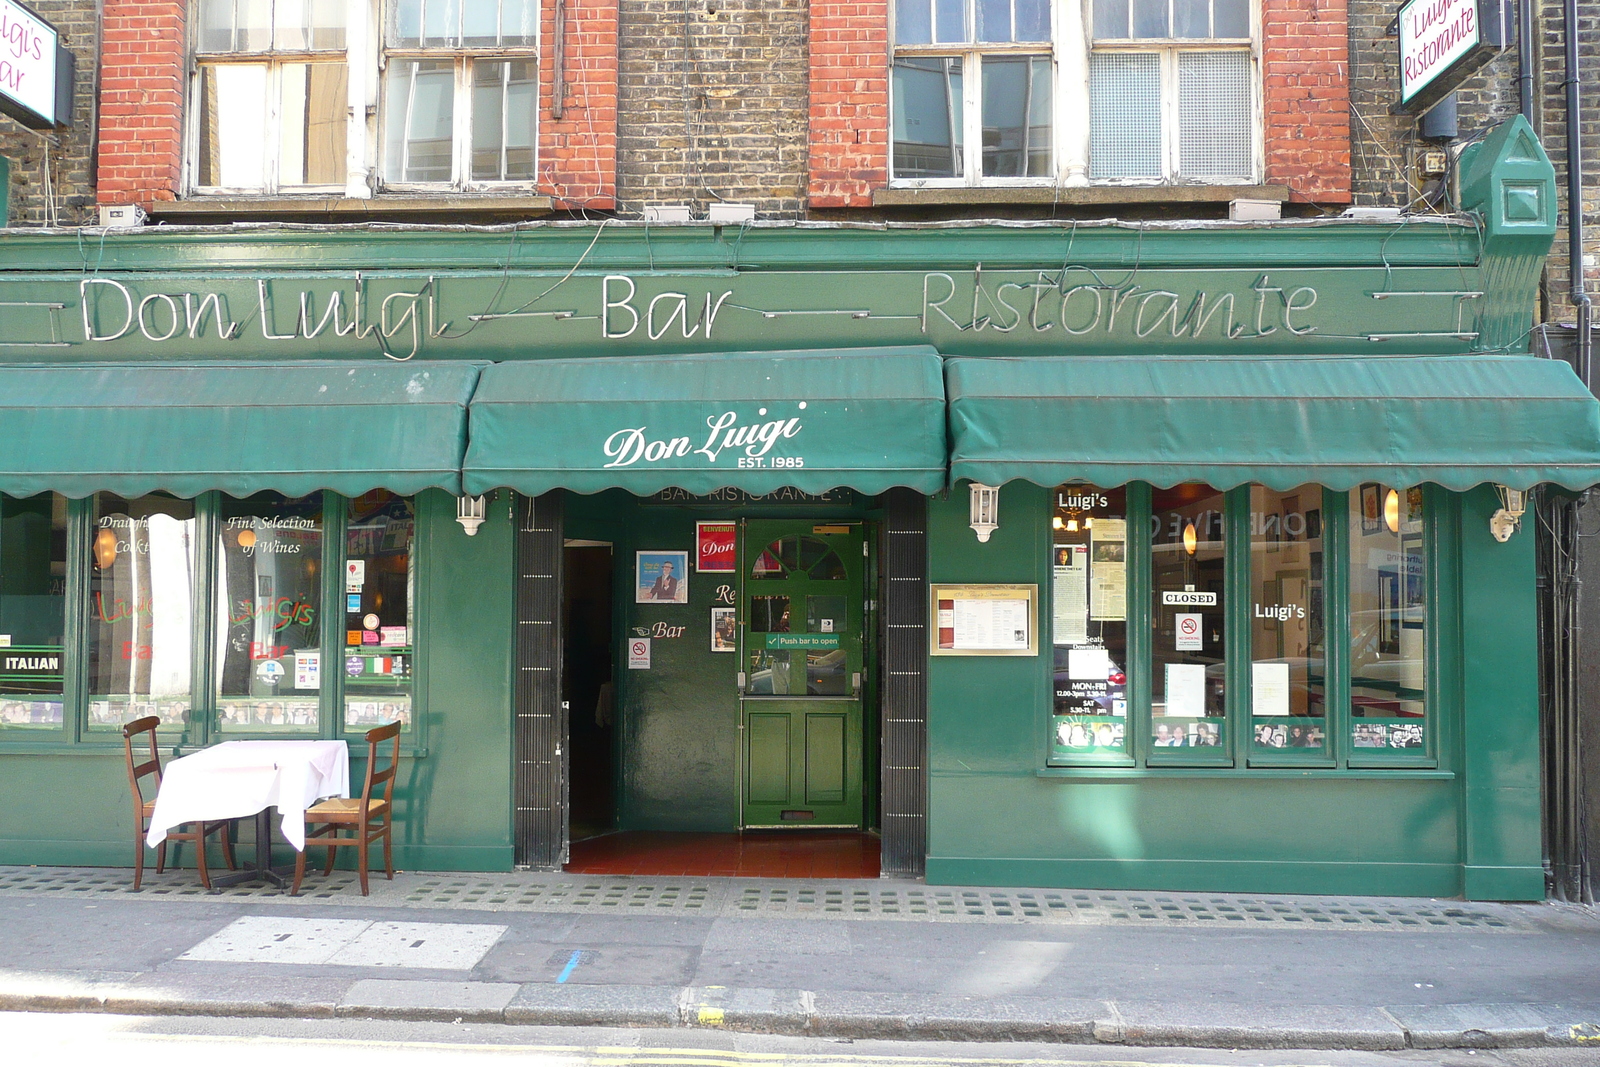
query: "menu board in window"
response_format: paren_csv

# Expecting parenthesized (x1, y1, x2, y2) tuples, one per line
(930, 584, 1038, 656)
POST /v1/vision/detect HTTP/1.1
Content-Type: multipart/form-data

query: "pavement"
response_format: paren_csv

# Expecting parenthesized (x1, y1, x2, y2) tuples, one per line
(3, 863, 1600, 1053)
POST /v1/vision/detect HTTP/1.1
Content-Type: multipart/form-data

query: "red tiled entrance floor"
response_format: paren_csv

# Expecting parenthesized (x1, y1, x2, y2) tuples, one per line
(566, 830, 881, 878)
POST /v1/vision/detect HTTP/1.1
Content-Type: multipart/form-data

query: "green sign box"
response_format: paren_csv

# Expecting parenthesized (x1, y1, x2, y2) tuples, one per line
(765, 633, 840, 650)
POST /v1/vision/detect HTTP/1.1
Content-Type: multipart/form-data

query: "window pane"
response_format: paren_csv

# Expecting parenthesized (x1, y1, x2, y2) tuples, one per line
(1050, 486, 1128, 761)
(392, 0, 423, 45)
(1214, 0, 1250, 37)
(981, 55, 1050, 177)
(463, 0, 500, 45)
(385, 59, 456, 183)
(1093, 0, 1130, 39)
(0, 494, 66, 732)
(1178, 51, 1253, 180)
(1250, 486, 1326, 754)
(425, 0, 462, 45)
(1151, 485, 1226, 748)
(1174, 0, 1209, 37)
(1350, 486, 1426, 737)
(935, 0, 966, 43)
(344, 492, 414, 734)
(893, 58, 964, 179)
(1014, 0, 1051, 41)
(280, 62, 348, 186)
(198, 64, 270, 189)
(472, 59, 537, 181)
(215, 493, 324, 733)
(502, 0, 538, 44)
(308, 0, 346, 49)
(749, 596, 791, 632)
(977, 0, 1012, 41)
(897, 0, 933, 44)
(238, 0, 272, 50)
(85, 495, 195, 733)
(1089, 52, 1161, 179)
(199, 0, 236, 52)
(275, 0, 310, 50)
(1131, 0, 1169, 37)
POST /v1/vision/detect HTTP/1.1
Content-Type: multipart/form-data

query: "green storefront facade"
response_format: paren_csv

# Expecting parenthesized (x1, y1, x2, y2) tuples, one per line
(0, 117, 1594, 899)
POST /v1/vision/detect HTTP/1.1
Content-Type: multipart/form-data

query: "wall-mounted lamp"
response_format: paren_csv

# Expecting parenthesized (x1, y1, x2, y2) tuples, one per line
(1384, 489, 1401, 534)
(969, 483, 1000, 543)
(456, 495, 487, 536)
(1490, 485, 1526, 542)
(92, 528, 118, 569)
(1182, 522, 1197, 556)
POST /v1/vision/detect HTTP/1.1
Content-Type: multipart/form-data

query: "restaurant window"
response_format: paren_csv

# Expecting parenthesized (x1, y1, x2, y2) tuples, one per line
(1048, 485, 1129, 762)
(193, 0, 349, 192)
(87, 494, 197, 733)
(1047, 481, 1431, 769)
(0, 494, 67, 733)
(344, 492, 415, 732)
(1150, 484, 1226, 756)
(382, 0, 539, 187)
(1248, 485, 1326, 759)
(1349, 485, 1427, 755)
(215, 493, 325, 733)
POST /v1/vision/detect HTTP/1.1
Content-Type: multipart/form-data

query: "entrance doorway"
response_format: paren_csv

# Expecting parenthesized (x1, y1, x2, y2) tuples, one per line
(563, 541, 614, 842)
(739, 520, 867, 829)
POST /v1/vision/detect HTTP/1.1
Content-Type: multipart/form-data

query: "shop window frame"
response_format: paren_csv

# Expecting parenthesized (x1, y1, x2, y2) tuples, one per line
(1042, 481, 1445, 774)
(0, 492, 429, 757)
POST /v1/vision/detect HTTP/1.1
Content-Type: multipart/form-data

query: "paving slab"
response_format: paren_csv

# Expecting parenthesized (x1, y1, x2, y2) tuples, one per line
(503, 982, 681, 1027)
(1108, 1001, 1410, 1050)
(339, 979, 519, 1020)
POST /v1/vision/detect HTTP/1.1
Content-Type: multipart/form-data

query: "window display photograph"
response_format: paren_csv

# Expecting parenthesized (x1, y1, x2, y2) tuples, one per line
(1049, 484, 1129, 761)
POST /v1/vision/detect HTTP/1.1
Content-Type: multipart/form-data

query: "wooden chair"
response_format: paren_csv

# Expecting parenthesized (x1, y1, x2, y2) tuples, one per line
(122, 716, 235, 890)
(293, 720, 402, 896)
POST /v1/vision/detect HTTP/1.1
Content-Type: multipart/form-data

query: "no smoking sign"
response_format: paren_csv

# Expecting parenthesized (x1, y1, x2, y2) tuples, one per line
(1175, 613, 1203, 651)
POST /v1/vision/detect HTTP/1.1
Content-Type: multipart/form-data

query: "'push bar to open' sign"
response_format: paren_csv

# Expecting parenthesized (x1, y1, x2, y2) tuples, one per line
(0, 0, 73, 129)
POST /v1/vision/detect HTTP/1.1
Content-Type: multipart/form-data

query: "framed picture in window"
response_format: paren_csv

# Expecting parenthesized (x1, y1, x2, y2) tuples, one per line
(1401, 534, 1425, 627)
(1360, 483, 1381, 535)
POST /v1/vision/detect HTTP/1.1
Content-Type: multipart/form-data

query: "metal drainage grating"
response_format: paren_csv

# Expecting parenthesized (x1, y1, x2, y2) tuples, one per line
(0, 866, 1544, 931)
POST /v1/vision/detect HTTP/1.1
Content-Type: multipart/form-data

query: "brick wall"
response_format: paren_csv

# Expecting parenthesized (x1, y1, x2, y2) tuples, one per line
(540, 0, 619, 210)
(1538, 0, 1600, 321)
(616, 0, 809, 218)
(96, 0, 184, 207)
(1263, 0, 1352, 203)
(0, 0, 100, 226)
(807, 0, 887, 209)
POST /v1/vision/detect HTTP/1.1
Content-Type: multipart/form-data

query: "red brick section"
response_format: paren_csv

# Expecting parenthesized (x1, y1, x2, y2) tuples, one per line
(808, 0, 890, 208)
(540, 0, 619, 211)
(97, 0, 187, 206)
(1263, 0, 1353, 203)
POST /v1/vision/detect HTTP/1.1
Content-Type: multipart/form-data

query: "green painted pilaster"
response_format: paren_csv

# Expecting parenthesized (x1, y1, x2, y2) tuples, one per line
(1458, 485, 1544, 900)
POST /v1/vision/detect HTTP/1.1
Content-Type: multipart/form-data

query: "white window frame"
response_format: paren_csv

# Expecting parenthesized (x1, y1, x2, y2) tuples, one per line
(185, 1, 541, 198)
(889, 0, 1263, 188)
(378, 3, 541, 192)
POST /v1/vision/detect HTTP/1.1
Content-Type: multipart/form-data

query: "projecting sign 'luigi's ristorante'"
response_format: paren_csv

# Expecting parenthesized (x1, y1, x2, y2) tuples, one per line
(0, 117, 1596, 899)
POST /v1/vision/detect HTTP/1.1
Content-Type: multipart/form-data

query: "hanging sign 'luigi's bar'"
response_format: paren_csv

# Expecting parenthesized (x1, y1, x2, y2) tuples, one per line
(0, 0, 73, 129)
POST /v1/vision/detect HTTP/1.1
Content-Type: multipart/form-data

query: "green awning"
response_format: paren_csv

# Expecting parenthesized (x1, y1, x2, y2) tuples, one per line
(0, 361, 482, 499)
(947, 355, 1600, 492)
(463, 348, 948, 496)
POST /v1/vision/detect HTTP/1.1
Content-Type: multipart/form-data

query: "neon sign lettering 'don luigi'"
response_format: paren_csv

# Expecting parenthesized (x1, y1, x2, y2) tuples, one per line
(603, 406, 805, 469)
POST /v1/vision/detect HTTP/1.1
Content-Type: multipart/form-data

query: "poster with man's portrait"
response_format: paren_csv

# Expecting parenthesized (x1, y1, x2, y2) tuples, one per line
(636, 551, 690, 604)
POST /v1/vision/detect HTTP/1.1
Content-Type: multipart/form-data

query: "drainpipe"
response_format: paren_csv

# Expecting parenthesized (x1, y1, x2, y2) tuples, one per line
(1566, 0, 1594, 387)
(1518, 0, 1534, 123)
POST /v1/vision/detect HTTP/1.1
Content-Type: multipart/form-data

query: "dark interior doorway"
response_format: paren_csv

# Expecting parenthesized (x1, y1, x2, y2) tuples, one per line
(563, 542, 615, 842)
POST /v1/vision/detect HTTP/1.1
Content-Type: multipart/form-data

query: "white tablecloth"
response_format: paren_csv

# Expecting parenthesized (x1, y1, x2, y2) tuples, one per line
(146, 740, 350, 851)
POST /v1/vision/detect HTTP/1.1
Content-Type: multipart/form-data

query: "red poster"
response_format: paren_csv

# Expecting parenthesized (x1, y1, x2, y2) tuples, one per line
(696, 522, 736, 573)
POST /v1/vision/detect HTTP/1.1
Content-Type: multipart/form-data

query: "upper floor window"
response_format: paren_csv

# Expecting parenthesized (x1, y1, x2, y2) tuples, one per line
(890, 0, 1259, 187)
(188, 0, 539, 195)
(195, 0, 349, 192)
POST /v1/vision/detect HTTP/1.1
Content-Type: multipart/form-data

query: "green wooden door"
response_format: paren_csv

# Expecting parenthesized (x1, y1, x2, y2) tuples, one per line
(739, 519, 866, 828)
